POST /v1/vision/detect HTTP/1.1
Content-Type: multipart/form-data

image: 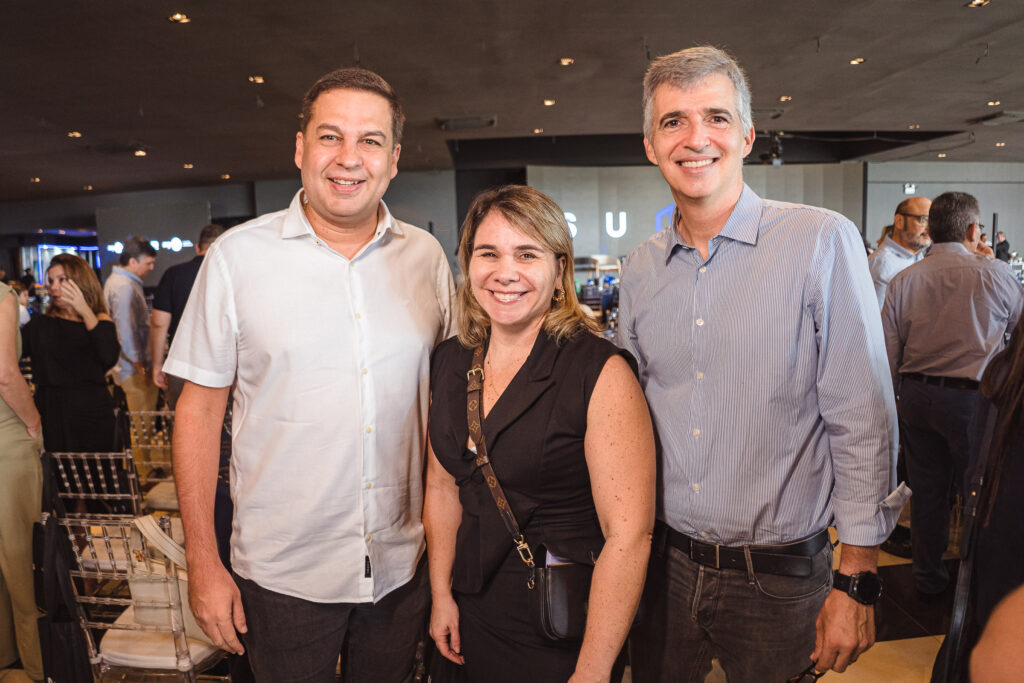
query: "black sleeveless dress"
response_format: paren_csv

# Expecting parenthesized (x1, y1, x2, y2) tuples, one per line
(428, 329, 636, 682)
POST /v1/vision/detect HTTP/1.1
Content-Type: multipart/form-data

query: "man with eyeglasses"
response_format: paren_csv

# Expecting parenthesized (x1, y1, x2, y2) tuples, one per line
(869, 197, 931, 308)
(882, 191, 1023, 597)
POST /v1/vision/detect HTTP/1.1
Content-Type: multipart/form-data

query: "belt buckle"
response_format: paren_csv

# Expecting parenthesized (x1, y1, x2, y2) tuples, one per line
(714, 543, 720, 569)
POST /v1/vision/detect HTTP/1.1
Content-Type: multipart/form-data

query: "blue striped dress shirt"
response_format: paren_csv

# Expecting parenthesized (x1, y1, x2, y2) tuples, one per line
(618, 185, 908, 547)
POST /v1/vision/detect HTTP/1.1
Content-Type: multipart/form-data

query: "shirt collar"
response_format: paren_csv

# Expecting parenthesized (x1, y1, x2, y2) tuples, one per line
(878, 235, 919, 259)
(111, 265, 142, 285)
(280, 190, 403, 242)
(925, 241, 972, 257)
(663, 184, 762, 263)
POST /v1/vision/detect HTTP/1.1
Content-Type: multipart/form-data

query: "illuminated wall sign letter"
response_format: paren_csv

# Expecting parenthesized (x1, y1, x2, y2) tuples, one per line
(564, 212, 578, 238)
(605, 211, 627, 238)
(654, 203, 674, 233)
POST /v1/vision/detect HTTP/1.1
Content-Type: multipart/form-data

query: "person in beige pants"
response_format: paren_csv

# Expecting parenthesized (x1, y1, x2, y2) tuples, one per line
(0, 281, 44, 680)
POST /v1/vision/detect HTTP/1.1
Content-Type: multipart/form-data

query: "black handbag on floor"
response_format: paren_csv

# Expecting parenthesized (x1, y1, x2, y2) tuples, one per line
(33, 451, 94, 683)
(466, 346, 593, 642)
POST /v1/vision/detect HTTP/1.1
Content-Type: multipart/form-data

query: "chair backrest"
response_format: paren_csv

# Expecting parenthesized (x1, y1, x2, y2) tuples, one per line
(126, 411, 175, 483)
(48, 451, 143, 516)
(59, 514, 220, 678)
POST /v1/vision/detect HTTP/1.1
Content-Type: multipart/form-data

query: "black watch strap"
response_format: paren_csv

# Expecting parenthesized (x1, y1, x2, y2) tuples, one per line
(833, 570, 883, 605)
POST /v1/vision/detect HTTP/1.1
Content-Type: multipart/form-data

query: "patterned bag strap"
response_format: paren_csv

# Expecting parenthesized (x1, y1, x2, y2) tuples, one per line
(467, 345, 536, 585)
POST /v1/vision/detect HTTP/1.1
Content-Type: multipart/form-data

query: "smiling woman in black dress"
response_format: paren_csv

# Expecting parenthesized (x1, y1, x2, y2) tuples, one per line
(22, 254, 120, 452)
(424, 185, 655, 683)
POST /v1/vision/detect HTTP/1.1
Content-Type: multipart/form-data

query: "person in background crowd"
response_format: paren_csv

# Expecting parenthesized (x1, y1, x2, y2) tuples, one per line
(0, 279, 44, 681)
(166, 67, 454, 682)
(151, 224, 227, 409)
(870, 197, 931, 308)
(874, 224, 894, 250)
(619, 45, 906, 682)
(22, 254, 120, 452)
(882, 191, 1023, 597)
(10, 282, 30, 326)
(104, 237, 158, 415)
(19, 268, 35, 292)
(424, 185, 655, 682)
(995, 231, 1010, 262)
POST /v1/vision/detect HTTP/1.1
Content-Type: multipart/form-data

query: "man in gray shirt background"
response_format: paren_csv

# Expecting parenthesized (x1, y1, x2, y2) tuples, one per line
(869, 196, 931, 308)
(882, 191, 1024, 595)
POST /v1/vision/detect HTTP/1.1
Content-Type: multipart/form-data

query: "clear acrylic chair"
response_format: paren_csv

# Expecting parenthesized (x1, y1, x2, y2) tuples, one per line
(60, 514, 225, 681)
(127, 410, 180, 512)
(48, 450, 143, 516)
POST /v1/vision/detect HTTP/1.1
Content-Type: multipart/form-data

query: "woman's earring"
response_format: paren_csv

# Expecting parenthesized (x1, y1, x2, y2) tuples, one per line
(552, 288, 565, 303)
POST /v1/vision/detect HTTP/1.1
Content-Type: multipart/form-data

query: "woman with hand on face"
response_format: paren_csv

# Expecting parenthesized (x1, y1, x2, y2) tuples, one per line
(22, 254, 120, 452)
(424, 185, 655, 683)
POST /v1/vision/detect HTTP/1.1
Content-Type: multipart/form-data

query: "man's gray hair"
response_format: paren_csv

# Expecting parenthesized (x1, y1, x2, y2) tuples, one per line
(642, 45, 753, 140)
(928, 191, 980, 244)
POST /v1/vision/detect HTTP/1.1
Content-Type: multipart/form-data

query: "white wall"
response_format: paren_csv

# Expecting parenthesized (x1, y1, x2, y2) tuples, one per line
(865, 162, 1024, 249)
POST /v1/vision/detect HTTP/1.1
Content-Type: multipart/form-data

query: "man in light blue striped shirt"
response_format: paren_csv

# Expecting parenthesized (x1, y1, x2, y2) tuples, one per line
(619, 46, 909, 682)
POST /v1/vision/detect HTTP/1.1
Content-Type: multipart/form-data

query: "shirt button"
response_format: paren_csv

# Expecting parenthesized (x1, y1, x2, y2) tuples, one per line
(699, 266, 707, 273)
(696, 372, 704, 380)
(365, 534, 371, 542)
(695, 318, 704, 326)
(692, 428, 701, 437)
(700, 531, 708, 539)
(362, 368, 368, 375)
(355, 313, 361, 319)
(365, 427, 372, 434)
(365, 482, 372, 489)
(692, 484, 701, 492)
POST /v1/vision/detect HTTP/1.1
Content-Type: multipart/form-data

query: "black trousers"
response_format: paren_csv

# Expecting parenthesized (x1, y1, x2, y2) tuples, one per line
(897, 377, 977, 593)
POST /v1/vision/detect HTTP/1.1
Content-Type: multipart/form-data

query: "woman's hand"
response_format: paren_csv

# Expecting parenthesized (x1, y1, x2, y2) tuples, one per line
(429, 593, 465, 665)
(61, 278, 91, 318)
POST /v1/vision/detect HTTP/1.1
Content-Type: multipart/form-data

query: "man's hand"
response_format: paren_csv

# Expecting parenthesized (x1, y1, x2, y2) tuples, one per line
(975, 242, 995, 259)
(811, 589, 875, 673)
(188, 560, 247, 655)
(153, 364, 168, 390)
(429, 593, 464, 665)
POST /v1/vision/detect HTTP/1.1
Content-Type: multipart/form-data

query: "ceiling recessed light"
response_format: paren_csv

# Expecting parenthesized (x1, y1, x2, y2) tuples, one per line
(133, 149, 147, 157)
(966, 0, 990, 6)
(987, 100, 1001, 106)
(559, 58, 574, 66)
(779, 95, 792, 102)
(849, 57, 865, 65)
(937, 153, 948, 158)
(29, 177, 40, 183)
(82, 185, 93, 191)
(543, 99, 556, 106)
(168, 12, 191, 23)
(220, 173, 231, 180)
(908, 123, 921, 130)
(996, 142, 1007, 147)
(183, 163, 194, 169)
(67, 131, 82, 138)
(533, 128, 544, 134)
(248, 75, 264, 84)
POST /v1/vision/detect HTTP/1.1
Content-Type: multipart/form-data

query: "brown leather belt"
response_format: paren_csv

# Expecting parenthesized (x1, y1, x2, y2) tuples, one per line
(902, 372, 979, 391)
(656, 522, 829, 578)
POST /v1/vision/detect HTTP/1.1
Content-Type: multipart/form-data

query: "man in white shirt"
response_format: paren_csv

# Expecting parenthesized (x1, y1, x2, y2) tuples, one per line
(165, 68, 454, 682)
(869, 197, 931, 308)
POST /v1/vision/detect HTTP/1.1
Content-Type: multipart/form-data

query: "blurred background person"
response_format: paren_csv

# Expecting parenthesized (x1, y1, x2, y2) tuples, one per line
(22, 254, 120, 452)
(0, 279, 44, 681)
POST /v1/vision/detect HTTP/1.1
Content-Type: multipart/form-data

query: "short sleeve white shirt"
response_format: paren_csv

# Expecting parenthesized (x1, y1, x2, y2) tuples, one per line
(164, 190, 454, 603)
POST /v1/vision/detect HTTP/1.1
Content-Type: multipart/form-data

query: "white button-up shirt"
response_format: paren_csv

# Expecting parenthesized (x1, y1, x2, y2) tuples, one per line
(164, 191, 454, 602)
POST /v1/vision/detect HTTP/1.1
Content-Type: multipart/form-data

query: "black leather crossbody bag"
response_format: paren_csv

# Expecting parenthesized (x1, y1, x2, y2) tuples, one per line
(466, 346, 592, 641)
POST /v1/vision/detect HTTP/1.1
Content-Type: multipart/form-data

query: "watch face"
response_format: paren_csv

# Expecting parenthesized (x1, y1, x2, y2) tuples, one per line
(853, 572, 883, 603)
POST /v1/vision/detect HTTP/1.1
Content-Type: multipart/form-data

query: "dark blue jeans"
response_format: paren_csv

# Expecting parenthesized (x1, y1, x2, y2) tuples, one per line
(235, 555, 429, 683)
(630, 533, 832, 683)
(897, 377, 976, 593)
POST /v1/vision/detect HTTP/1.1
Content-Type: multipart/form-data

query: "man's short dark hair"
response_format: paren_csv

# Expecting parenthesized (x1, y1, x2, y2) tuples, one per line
(119, 237, 157, 266)
(928, 192, 980, 244)
(299, 67, 405, 145)
(198, 224, 226, 251)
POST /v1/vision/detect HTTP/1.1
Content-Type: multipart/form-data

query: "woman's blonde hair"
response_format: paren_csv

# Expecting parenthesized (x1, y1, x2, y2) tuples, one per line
(456, 185, 599, 348)
(46, 253, 108, 317)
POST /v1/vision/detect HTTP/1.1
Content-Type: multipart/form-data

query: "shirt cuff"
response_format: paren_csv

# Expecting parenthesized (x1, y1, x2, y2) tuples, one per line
(162, 359, 234, 388)
(833, 482, 912, 546)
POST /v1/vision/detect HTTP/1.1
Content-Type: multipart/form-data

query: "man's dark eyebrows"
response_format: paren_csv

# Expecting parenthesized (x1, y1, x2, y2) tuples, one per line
(314, 124, 387, 139)
(659, 110, 684, 126)
(705, 107, 732, 117)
